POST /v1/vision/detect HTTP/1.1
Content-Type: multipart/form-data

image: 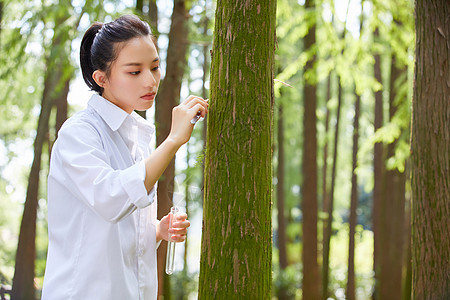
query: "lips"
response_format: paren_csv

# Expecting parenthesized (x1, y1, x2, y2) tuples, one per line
(141, 93, 156, 100)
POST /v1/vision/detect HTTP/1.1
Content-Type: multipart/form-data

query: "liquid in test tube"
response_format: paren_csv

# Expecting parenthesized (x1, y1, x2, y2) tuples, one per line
(165, 206, 179, 275)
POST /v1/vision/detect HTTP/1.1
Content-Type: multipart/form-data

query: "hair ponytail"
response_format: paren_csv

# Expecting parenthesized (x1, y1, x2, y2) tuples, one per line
(80, 23, 103, 94)
(79, 15, 154, 95)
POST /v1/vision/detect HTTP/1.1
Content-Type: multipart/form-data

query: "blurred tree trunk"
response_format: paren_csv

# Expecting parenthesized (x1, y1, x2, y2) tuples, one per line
(147, 0, 158, 34)
(321, 73, 331, 249)
(277, 101, 289, 300)
(322, 74, 342, 300)
(180, 141, 190, 300)
(201, 0, 210, 199)
(135, 0, 158, 36)
(11, 13, 72, 299)
(155, 0, 188, 298)
(381, 52, 407, 300)
(55, 80, 69, 136)
(135, 0, 158, 119)
(372, 25, 385, 300)
(0, 0, 3, 46)
(302, 1, 321, 299)
(411, 0, 449, 299)
(402, 183, 412, 300)
(322, 23, 347, 299)
(346, 89, 360, 300)
(346, 8, 364, 299)
(135, 0, 146, 119)
(198, 0, 276, 297)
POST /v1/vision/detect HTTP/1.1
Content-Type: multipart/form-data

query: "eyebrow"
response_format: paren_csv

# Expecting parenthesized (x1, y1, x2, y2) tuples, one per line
(122, 57, 160, 66)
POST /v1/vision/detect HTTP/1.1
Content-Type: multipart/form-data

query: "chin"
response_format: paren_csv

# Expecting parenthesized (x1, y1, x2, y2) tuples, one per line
(137, 101, 154, 111)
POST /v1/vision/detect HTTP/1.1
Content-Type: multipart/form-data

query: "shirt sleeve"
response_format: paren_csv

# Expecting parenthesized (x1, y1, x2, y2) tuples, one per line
(50, 119, 155, 223)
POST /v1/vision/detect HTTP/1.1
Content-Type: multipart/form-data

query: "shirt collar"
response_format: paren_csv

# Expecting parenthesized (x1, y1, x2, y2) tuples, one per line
(88, 94, 129, 131)
(88, 94, 155, 141)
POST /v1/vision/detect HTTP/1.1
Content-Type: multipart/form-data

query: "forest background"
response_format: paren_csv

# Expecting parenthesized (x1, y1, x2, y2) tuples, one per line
(0, 0, 447, 299)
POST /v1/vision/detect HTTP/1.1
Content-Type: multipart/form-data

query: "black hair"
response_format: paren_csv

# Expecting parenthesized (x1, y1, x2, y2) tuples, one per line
(80, 15, 155, 94)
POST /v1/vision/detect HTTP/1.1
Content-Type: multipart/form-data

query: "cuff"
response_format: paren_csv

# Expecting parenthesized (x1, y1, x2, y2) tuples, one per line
(119, 160, 156, 209)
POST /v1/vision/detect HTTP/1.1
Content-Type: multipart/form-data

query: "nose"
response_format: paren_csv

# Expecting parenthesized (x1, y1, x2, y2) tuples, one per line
(143, 69, 157, 88)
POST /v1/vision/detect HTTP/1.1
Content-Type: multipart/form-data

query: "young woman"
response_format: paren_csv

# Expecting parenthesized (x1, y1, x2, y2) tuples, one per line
(41, 15, 208, 299)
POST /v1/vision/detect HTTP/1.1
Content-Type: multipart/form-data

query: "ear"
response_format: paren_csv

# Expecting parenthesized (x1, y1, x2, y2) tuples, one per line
(92, 70, 107, 88)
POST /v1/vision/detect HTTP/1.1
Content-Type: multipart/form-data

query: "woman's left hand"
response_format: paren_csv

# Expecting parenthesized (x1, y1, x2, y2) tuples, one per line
(157, 212, 190, 242)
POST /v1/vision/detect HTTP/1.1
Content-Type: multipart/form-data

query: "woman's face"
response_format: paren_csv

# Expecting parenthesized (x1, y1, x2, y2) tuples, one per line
(96, 35, 161, 114)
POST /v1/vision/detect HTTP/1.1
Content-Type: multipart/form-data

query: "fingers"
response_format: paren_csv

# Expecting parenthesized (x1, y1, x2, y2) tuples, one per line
(168, 213, 190, 242)
(181, 96, 209, 117)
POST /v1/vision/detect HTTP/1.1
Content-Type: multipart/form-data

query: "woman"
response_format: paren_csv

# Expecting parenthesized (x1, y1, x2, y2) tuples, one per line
(41, 15, 208, 299)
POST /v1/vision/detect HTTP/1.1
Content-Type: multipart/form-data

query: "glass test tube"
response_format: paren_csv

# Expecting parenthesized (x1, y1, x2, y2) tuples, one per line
(165, 206, 179, 275)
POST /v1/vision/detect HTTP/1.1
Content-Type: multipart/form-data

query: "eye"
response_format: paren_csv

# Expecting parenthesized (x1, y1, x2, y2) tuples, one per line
(152, 66, 160, 71)
(129, 71, 140, 75)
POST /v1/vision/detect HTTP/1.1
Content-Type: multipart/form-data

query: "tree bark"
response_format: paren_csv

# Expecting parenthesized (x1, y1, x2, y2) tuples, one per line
(11, 12, 72, 299)
(321, 73, 331, 246)
(198, 0, 276, 298)
(302, 1, 321, 299)
(147, 0, 158, 36)
(372, 26, 384, 300)
(322, 73, 342, 300)
(135, 0, 158, 119)
(346, 89, 360, 300)
(402, 185, 412, 300)
(155, 0, 188, 298)
(347, 8, 364, 299)
(411, 0, 449, 299)
(277, 102, 289, 300)
(380, 52, 407, 300)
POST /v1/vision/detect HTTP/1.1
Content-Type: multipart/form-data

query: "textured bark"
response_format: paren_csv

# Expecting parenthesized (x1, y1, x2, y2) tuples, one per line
(372, 26, 384, 300)
(277, 102, 289, 300)
(155, 0, 188, 298)
(198, 0, 276, 298)
(302, 1, 321, 299)
(411, 0, 449, 299)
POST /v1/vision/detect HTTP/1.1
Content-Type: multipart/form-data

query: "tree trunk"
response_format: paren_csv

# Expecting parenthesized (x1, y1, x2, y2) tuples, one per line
(322, 7, 350, 295)
(147, 0, 158, 36)
(302, 1, 321, 299)
(402, 184, 412, 300)
(11, 12, 72, 298)
(277, 102, 289, 300)
(201, 0, 210, 199)
(155, 0, 188, 298)
(322, 74, 342, 300)
(347, 9, 364, 299)
(55, 80, 69, 136)
(372, 26, 384, 300)
(381, 52, 407, 300)
(135, 0, 158, 119)
(411, 0, 449, 299)
(0, 0, 3, 47)
(346, 89, 360, 300)
(198, 0, 276, 298)
(321, 73, 331, 246)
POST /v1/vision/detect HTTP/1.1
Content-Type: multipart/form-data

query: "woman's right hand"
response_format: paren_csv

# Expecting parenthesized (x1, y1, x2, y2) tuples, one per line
(168, 95, 208, 146)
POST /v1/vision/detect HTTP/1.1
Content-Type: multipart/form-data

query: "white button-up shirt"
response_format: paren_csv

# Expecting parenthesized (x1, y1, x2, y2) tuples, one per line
(42, 94, 159, 300)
